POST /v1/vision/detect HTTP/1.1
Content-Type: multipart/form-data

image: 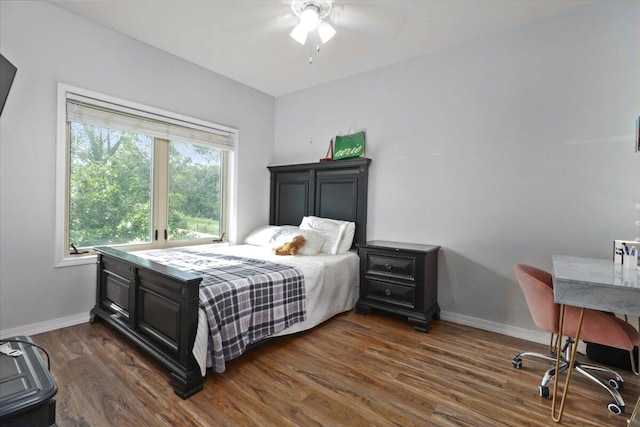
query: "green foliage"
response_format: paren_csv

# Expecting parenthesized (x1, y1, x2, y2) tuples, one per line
(168, 141, 221, 240)
(69, 124, 222, 248)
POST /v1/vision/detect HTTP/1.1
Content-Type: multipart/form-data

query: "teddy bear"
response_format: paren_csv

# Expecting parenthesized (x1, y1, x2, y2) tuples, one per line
(274, 235, 306, 256)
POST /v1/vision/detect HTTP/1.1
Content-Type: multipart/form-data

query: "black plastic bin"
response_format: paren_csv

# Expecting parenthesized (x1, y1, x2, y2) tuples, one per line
(586, 342, 639, 372)
(0, 336, 57, 427)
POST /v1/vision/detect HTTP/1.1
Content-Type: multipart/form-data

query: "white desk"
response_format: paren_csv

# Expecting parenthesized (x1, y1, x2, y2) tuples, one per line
(551, 255, 640, 422)
(553, 255, 640, 316)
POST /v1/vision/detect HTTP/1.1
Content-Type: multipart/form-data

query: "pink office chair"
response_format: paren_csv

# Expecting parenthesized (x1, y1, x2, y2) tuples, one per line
(512, 264, 640, 415)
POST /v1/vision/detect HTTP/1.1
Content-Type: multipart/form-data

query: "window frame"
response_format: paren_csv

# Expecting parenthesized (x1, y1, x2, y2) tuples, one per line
(55, 83, 238, 267)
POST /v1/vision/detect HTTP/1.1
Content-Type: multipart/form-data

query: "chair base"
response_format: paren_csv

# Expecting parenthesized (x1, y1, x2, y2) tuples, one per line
(512, 338, 626, 415)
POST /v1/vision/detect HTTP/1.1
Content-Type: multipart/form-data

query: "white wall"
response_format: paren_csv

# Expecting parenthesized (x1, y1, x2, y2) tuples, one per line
(274, 2, 640, 332)
(1, 1, 638, 339)
(0, 1, 274, 333)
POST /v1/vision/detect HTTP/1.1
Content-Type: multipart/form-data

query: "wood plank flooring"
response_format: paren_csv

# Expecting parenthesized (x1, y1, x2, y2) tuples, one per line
(30, 311, 639, 426)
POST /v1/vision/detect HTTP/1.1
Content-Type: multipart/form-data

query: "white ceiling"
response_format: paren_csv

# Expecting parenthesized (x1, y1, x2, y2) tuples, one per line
(47, 0, 592, 97)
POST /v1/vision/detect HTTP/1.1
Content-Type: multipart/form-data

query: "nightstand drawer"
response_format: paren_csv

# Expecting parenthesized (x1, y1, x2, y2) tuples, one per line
(367, 253, 415, 279)
(363, 278, 415, 308)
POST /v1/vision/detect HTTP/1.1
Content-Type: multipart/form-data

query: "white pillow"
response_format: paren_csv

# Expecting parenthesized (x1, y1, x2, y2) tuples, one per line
(296, 229, 326, 256)
(338, 222, 356, 253)
(269, 226, 302, 246)
(243, 225, 281, 247)
(271, 226, 325, 256)
(299, 216, 354, 254)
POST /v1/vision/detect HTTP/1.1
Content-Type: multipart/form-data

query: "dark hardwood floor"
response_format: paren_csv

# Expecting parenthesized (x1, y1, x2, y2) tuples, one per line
(31, 311, 639, 426)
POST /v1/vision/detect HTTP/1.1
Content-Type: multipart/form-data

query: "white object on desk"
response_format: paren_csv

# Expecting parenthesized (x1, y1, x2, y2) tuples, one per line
(625, 251, 639, 269)
(614, 239, 639, 265)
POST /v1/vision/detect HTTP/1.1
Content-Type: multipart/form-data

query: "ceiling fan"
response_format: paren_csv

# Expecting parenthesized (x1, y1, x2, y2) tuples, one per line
(289, 0, 336, 45)
(250, 0, 406, 64)
(289, 0, 337, 63)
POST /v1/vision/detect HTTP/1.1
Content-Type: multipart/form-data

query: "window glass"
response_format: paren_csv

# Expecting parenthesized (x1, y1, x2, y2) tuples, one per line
(168, 141, 223, 241)
(69, 123, 153, 248)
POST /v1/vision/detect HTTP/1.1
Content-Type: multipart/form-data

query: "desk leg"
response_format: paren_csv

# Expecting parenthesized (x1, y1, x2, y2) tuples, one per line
(630, 396, 640, 426)
(551, 305, 585, 423)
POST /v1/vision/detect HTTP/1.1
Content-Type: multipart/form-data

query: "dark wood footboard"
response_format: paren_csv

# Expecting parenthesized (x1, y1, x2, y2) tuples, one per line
(91, 246, 204, 398)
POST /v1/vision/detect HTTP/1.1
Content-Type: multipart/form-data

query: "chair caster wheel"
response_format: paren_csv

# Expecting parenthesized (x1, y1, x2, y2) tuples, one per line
(607, 402, 624, 415)
(608, 378, 623, 390)
(539, 386, 551, 399)
(512, 358, 522, 369)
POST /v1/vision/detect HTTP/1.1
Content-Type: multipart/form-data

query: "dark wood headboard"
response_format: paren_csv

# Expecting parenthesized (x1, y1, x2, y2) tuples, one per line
(268, 158, 371, 248)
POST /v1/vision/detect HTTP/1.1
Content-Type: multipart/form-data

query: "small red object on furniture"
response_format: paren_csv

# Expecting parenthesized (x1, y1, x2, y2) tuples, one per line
(320, 139, 333, 162)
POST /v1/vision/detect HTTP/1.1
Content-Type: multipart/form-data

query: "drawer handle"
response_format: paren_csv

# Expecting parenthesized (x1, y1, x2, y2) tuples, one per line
(385, 289, 391, 296)
(385, 264, 392, 270)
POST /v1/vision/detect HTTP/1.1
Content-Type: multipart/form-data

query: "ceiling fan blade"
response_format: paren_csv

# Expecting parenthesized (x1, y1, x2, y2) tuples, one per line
(330, 1, 410, 41)
(229, 1, 297, 33)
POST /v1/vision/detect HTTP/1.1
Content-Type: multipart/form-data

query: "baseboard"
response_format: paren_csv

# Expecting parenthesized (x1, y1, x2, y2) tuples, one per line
(0, 309, 584, 349)
(0, 312, 90, 339)
(440, 310, 551, 345)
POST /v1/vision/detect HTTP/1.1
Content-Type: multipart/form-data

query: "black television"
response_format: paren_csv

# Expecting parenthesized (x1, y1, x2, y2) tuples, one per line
(0, 54, 17, 116)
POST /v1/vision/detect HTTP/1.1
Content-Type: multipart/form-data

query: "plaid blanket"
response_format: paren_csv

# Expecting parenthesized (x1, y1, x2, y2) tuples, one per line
(139, 248, 306, 372)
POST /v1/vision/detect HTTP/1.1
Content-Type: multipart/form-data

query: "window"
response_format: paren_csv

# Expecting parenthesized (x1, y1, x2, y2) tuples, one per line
(56, 84, 237, 266)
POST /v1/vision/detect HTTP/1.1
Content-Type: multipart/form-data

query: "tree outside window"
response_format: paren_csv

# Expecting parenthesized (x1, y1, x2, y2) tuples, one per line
(68, 123, 223, 250)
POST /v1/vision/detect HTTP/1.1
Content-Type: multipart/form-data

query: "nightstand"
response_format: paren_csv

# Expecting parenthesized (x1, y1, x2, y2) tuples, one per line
(356, 240, 440, 332)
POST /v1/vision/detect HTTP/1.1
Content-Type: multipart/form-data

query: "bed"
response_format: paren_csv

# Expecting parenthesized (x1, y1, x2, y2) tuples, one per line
(89, 158, 371, 398)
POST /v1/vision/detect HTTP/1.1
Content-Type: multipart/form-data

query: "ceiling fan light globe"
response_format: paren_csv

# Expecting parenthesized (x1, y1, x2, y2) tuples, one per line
(318, 21, 336, 43)
(300, 7, 320, 31)
(290, 23, 308, 45)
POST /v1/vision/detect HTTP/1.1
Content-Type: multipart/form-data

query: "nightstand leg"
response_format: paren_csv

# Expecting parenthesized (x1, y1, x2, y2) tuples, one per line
(355, 303, 370, 315)
(430, 303, 441, 321)
(410, 304, 441, 332)
(409, 317, 430, 332)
